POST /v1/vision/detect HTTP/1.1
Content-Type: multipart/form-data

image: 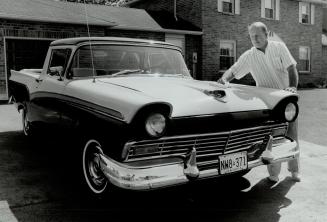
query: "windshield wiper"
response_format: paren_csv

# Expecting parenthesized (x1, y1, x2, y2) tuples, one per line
(157, 73, 188, 78)
(111, 69, 142, 77)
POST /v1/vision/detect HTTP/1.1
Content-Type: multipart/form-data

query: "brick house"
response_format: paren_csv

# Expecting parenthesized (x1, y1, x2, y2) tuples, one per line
(323, 32, 327, 82)
(0, 0, 201, 100)
(323, 6, 327, 81)
(126, 0, 327, 86)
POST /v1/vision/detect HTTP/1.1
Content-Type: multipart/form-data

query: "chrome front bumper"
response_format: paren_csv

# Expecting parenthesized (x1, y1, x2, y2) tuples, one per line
(99, 138, 298, 190)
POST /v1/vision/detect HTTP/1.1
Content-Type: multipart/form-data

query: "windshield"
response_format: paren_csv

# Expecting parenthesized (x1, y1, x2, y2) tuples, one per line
(69, 44, 191, 78)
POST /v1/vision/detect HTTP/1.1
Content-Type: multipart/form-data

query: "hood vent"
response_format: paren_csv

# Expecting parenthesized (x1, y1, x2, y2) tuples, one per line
(204, 90, 227, 103)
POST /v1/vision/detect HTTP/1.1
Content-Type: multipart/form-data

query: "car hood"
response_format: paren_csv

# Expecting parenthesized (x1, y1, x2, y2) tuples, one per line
(95, 76, 296, 118)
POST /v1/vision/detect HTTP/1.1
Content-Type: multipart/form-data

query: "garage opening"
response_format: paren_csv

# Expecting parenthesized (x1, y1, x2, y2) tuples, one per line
(6, 39, 52, 79)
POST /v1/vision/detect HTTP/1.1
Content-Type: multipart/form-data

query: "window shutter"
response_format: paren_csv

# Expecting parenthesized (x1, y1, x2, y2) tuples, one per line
(218, 0, 223, 12)
(235, 0, 240, 14)
(311, 4, 315, 25)
(276, 0, 280, 20)
(261, 0, 265, 18)
(299, 2, 302, 23)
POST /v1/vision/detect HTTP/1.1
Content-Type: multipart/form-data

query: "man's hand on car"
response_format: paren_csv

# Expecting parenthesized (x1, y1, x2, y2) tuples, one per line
(217, 77, 227, 85)
(284, 87, 297, 93)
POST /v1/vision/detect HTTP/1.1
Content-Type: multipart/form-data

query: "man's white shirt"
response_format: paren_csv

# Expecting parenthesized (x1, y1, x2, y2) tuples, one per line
(229, 41, 297, 89)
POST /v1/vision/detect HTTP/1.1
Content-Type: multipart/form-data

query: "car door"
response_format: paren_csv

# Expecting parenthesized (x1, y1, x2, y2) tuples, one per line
(29, 47, 72, 127)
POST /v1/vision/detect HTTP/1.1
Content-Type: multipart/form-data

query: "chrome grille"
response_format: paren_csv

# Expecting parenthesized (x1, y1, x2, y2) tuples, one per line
(124, 123, 288, 171)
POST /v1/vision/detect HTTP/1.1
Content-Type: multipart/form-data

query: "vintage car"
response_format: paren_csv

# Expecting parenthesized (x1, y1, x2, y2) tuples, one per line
(9, 37, 299, 196)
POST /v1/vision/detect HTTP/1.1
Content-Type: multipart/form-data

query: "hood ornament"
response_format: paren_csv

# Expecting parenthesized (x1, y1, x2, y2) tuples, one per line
(204, 90, 227, 103)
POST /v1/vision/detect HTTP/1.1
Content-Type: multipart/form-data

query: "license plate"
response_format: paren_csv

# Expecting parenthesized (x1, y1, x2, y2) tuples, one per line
(219, 151, 247, 174)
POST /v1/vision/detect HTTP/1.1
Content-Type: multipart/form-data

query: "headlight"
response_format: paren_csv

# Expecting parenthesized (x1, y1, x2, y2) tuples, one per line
(284, 102, 298, 122)
(145, 113, 166, 137)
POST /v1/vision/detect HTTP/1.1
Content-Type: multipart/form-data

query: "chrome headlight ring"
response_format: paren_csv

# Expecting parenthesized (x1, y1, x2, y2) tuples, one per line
(284, 102, 298, 122)
(145, 113, 167, 138)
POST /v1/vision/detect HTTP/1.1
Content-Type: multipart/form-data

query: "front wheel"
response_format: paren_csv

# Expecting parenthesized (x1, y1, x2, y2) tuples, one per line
(82, 139, 109, 196)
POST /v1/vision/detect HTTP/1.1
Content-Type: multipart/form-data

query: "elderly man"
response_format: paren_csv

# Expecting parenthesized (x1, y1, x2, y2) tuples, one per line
(218, 22, 300, 182)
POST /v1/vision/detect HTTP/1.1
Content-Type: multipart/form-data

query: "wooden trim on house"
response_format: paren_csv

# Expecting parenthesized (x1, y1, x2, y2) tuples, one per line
(3, 37, 8, 100)
(111, 26, 203, 35)
(123, 0, 146, 7)
(0, 37, 8, 100)
(295, 0, 327, 5)
(2, 28, 76, 40)
(4, 36, 56, 41)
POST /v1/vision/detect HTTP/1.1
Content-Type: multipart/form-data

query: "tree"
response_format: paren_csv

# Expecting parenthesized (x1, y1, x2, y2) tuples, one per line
(56, 0, 129, 6)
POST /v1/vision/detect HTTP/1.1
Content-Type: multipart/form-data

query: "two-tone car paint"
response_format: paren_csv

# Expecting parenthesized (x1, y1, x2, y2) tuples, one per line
(9, 37, 299, 196)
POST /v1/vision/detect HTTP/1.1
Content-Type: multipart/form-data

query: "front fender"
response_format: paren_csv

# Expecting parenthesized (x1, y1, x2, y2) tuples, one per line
(232, 84, 299, 109)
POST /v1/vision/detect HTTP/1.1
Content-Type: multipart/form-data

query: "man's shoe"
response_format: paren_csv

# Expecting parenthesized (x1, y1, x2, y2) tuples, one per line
(267, 175, 279, 183)
(291, 172, 301, 182)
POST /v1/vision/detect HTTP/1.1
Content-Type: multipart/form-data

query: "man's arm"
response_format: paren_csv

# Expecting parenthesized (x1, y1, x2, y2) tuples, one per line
(217, 69, 235, 84)
(285, 64, 298, 93)
(217, 51, 251, 84)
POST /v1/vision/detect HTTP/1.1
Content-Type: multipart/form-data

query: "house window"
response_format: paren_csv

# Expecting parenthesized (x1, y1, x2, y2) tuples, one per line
(220, 40, 236, 71)
(261, 0, 280, 20)
(299, 46, 310, 72)
(265, 0, 275, 19)
(299, 2, 315, 25)
(222, 0, 234, 13)
(301, 3, 310, 23)
(218, 0, 240, 15)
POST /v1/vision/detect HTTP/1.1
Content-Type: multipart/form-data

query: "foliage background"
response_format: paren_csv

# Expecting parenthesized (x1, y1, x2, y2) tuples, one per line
(55, 0, 130, 6)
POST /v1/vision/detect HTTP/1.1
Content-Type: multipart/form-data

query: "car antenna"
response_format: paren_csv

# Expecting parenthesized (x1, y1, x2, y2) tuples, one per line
(83, 1, 96, 83)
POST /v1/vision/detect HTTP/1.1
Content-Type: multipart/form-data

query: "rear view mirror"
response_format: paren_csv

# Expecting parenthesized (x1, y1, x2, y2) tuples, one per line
(49, 66, 63, 76)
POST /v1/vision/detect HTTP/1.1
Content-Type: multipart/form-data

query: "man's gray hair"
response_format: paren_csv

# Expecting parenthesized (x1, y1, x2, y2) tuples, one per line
(248, 22, 268, 35)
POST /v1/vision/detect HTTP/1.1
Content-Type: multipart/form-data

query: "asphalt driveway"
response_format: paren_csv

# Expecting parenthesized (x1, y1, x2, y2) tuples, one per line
(0, 89, 327, 222)
(297, 89, 327, 146)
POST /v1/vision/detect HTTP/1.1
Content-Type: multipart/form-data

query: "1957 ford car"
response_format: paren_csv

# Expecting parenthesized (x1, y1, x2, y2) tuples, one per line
(9, 37, 299, 196)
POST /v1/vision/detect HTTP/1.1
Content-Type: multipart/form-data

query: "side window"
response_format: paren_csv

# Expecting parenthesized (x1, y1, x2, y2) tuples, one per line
(47, 48, 71, 77)
(220, 40, 236, 71)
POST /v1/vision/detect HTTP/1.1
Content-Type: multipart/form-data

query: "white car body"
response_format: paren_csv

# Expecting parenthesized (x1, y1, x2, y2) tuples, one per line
(9, 37, 299, 195)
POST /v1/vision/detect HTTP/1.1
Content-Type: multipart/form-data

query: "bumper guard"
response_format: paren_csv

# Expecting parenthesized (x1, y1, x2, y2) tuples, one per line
(99, 137, 298, 190)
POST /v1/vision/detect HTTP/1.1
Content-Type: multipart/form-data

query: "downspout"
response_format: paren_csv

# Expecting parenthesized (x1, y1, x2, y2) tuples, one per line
(174, 0, 178, 21)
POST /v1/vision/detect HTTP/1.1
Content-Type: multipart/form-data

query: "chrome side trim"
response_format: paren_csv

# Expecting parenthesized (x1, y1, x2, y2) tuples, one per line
(30, 91, 125, 121)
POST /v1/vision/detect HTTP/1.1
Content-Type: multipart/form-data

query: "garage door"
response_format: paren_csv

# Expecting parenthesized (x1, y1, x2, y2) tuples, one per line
(6, 39, 52, 78)
(3, 39, 52, 99)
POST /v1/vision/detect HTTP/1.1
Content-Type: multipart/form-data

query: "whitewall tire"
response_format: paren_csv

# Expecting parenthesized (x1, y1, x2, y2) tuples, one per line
(82, 139, 108, 195)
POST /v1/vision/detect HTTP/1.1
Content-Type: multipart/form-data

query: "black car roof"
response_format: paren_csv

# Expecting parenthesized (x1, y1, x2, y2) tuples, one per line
(50, 37, 177, 48)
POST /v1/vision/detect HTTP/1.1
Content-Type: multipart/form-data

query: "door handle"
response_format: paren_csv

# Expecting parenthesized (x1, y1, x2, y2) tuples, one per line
(35, 78, 43, 83)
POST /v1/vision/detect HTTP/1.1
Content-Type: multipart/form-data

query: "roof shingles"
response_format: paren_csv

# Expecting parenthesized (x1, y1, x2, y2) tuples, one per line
(0, 0, 162, 30)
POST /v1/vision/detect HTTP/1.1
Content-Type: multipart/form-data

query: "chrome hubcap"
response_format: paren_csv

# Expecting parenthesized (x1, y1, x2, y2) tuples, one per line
(88, 151, 106, 186)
